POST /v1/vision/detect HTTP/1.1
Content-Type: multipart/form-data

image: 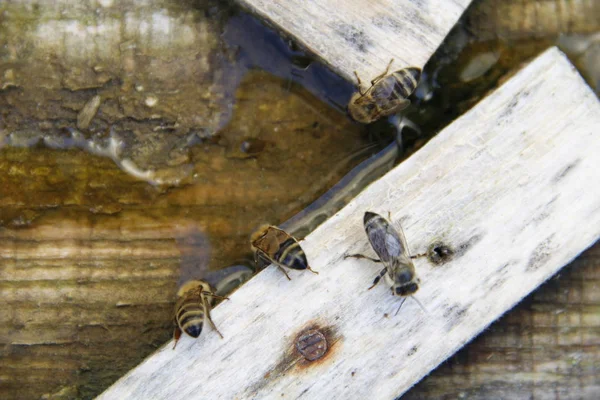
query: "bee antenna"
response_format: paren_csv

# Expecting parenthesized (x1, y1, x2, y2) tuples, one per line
(394, 297, 407, 316)
(411, 296, 428, 314)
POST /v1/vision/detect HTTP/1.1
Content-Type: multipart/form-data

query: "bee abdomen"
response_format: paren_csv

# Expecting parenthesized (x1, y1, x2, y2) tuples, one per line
(177, 300, 205, 338)
(391, 68, 421, 98)
(275, 238, 309, 270)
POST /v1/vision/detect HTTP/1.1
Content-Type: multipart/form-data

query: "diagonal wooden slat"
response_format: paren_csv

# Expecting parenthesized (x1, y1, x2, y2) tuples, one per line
(235, 0, 473, 82)
(98, 47, 600, 400)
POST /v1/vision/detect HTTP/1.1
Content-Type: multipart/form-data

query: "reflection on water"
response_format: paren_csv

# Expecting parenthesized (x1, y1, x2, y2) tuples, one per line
(282, 115, 421, 238)
(173, 226, 212, 288)
(173, 225, 253, 297)
(222, 12, 354, 112)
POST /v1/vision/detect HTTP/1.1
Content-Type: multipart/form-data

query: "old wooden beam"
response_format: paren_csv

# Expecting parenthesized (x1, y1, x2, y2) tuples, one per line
(98, 47, 600, 399)
(234, 0, 473, 82)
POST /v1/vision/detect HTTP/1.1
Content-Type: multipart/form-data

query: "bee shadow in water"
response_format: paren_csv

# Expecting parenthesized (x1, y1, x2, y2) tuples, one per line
(174, 226, 212, 289)
(175, 226, 255, 297)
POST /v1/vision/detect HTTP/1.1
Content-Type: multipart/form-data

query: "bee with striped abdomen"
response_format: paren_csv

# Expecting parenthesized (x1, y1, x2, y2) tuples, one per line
(348, 59, 421, 124)
(251, 225, 318, 280)
(173, 280, 228, 349)
(346, 211, 425, 314)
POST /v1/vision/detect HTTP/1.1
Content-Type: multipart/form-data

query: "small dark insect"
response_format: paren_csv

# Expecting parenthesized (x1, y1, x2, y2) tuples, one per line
(346, 211, 426, 315)
(251, 225, 318, 280)
(348, 59, 421, 124)
(173, 280, 229, 349)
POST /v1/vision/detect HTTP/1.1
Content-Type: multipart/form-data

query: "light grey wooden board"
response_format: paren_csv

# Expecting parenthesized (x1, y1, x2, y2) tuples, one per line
(98, 47, 600, 400)
(235, 0, 473, 82)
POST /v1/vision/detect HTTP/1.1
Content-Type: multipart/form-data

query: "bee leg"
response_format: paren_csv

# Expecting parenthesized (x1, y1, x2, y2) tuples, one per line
(202, 291, 230, 301)
(371, 58, 394, 85)
(394, 297, 407, 316)
(206, 312, 225, 339)
(202, 291, 229, 300)
(410, 253, 427, 259)
(262, 254, 292, 280)
(173, 326, 182, 350)
(253, 251, 259, 265)
(354, 71, 367, 96)
(275, 264, 292, 280)
(254, 251, 267, 269)
(202, 297, 225, 339)
(345, 253, 381, 263)
(411, 296, 428, 314)
(367, 267, 388, 290)
(306, 265, 319, 275)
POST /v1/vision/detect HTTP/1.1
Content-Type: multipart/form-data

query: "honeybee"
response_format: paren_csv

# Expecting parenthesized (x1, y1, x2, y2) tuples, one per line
(346, 211, 425, 314)
(173, 280, 229, 349)
(251, 225, 318, 280)
(348, 59, 421, 124)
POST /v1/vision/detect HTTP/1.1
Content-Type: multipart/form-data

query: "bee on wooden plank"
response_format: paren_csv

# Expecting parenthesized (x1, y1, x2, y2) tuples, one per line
(251, 225, 318, 280)
(173, 280, 229, 349)
(348, 59, 421, 124)
(346, 211, 426, 314)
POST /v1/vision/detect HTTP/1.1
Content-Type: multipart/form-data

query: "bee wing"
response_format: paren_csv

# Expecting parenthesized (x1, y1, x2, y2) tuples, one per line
(379, 98, 410, 117)
(253, 226, 285, 255)
(365, 220, 401, 262)
(391, 217, 412, 258)
(175, 226, 211, 288)
(370, 78, 395, 106)
(269, 226, 292, 244)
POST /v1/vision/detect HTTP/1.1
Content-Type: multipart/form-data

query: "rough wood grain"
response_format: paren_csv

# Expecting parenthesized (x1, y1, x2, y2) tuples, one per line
(0, 70, 368, 399)
(404, 241, 600, 399)
(99, 47, 600, 400)
(466, 0, 600, 41)
(235, 0, 472, 82)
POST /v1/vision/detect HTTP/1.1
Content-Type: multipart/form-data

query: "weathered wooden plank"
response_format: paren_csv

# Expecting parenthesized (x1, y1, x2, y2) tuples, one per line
(404, 241, 600, 399)
(235, 0, 473, 82)
(98, 47, 600, 400)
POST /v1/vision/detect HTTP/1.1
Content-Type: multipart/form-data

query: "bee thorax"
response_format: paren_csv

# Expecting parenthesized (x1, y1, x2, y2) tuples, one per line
(396, 269, 413, 284)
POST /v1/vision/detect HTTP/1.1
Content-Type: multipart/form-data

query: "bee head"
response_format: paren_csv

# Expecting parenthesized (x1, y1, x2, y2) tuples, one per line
(363, 211, 380, 225)
(393, 282, 419, 296)
(348, 93, 378, 123)
(177, 279, 211, 297)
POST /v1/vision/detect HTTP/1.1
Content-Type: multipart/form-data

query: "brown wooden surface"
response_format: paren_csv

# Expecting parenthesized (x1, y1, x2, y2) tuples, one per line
(0, 71, 369, 400)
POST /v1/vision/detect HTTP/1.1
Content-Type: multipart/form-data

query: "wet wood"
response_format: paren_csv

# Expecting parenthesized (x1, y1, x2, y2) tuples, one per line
(234, 0, 473, 83)
(466, 0, 600, 41)
(0, 0, 233, 183)
(0, 69, 367, 399)
(98, 47, 600, 399)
